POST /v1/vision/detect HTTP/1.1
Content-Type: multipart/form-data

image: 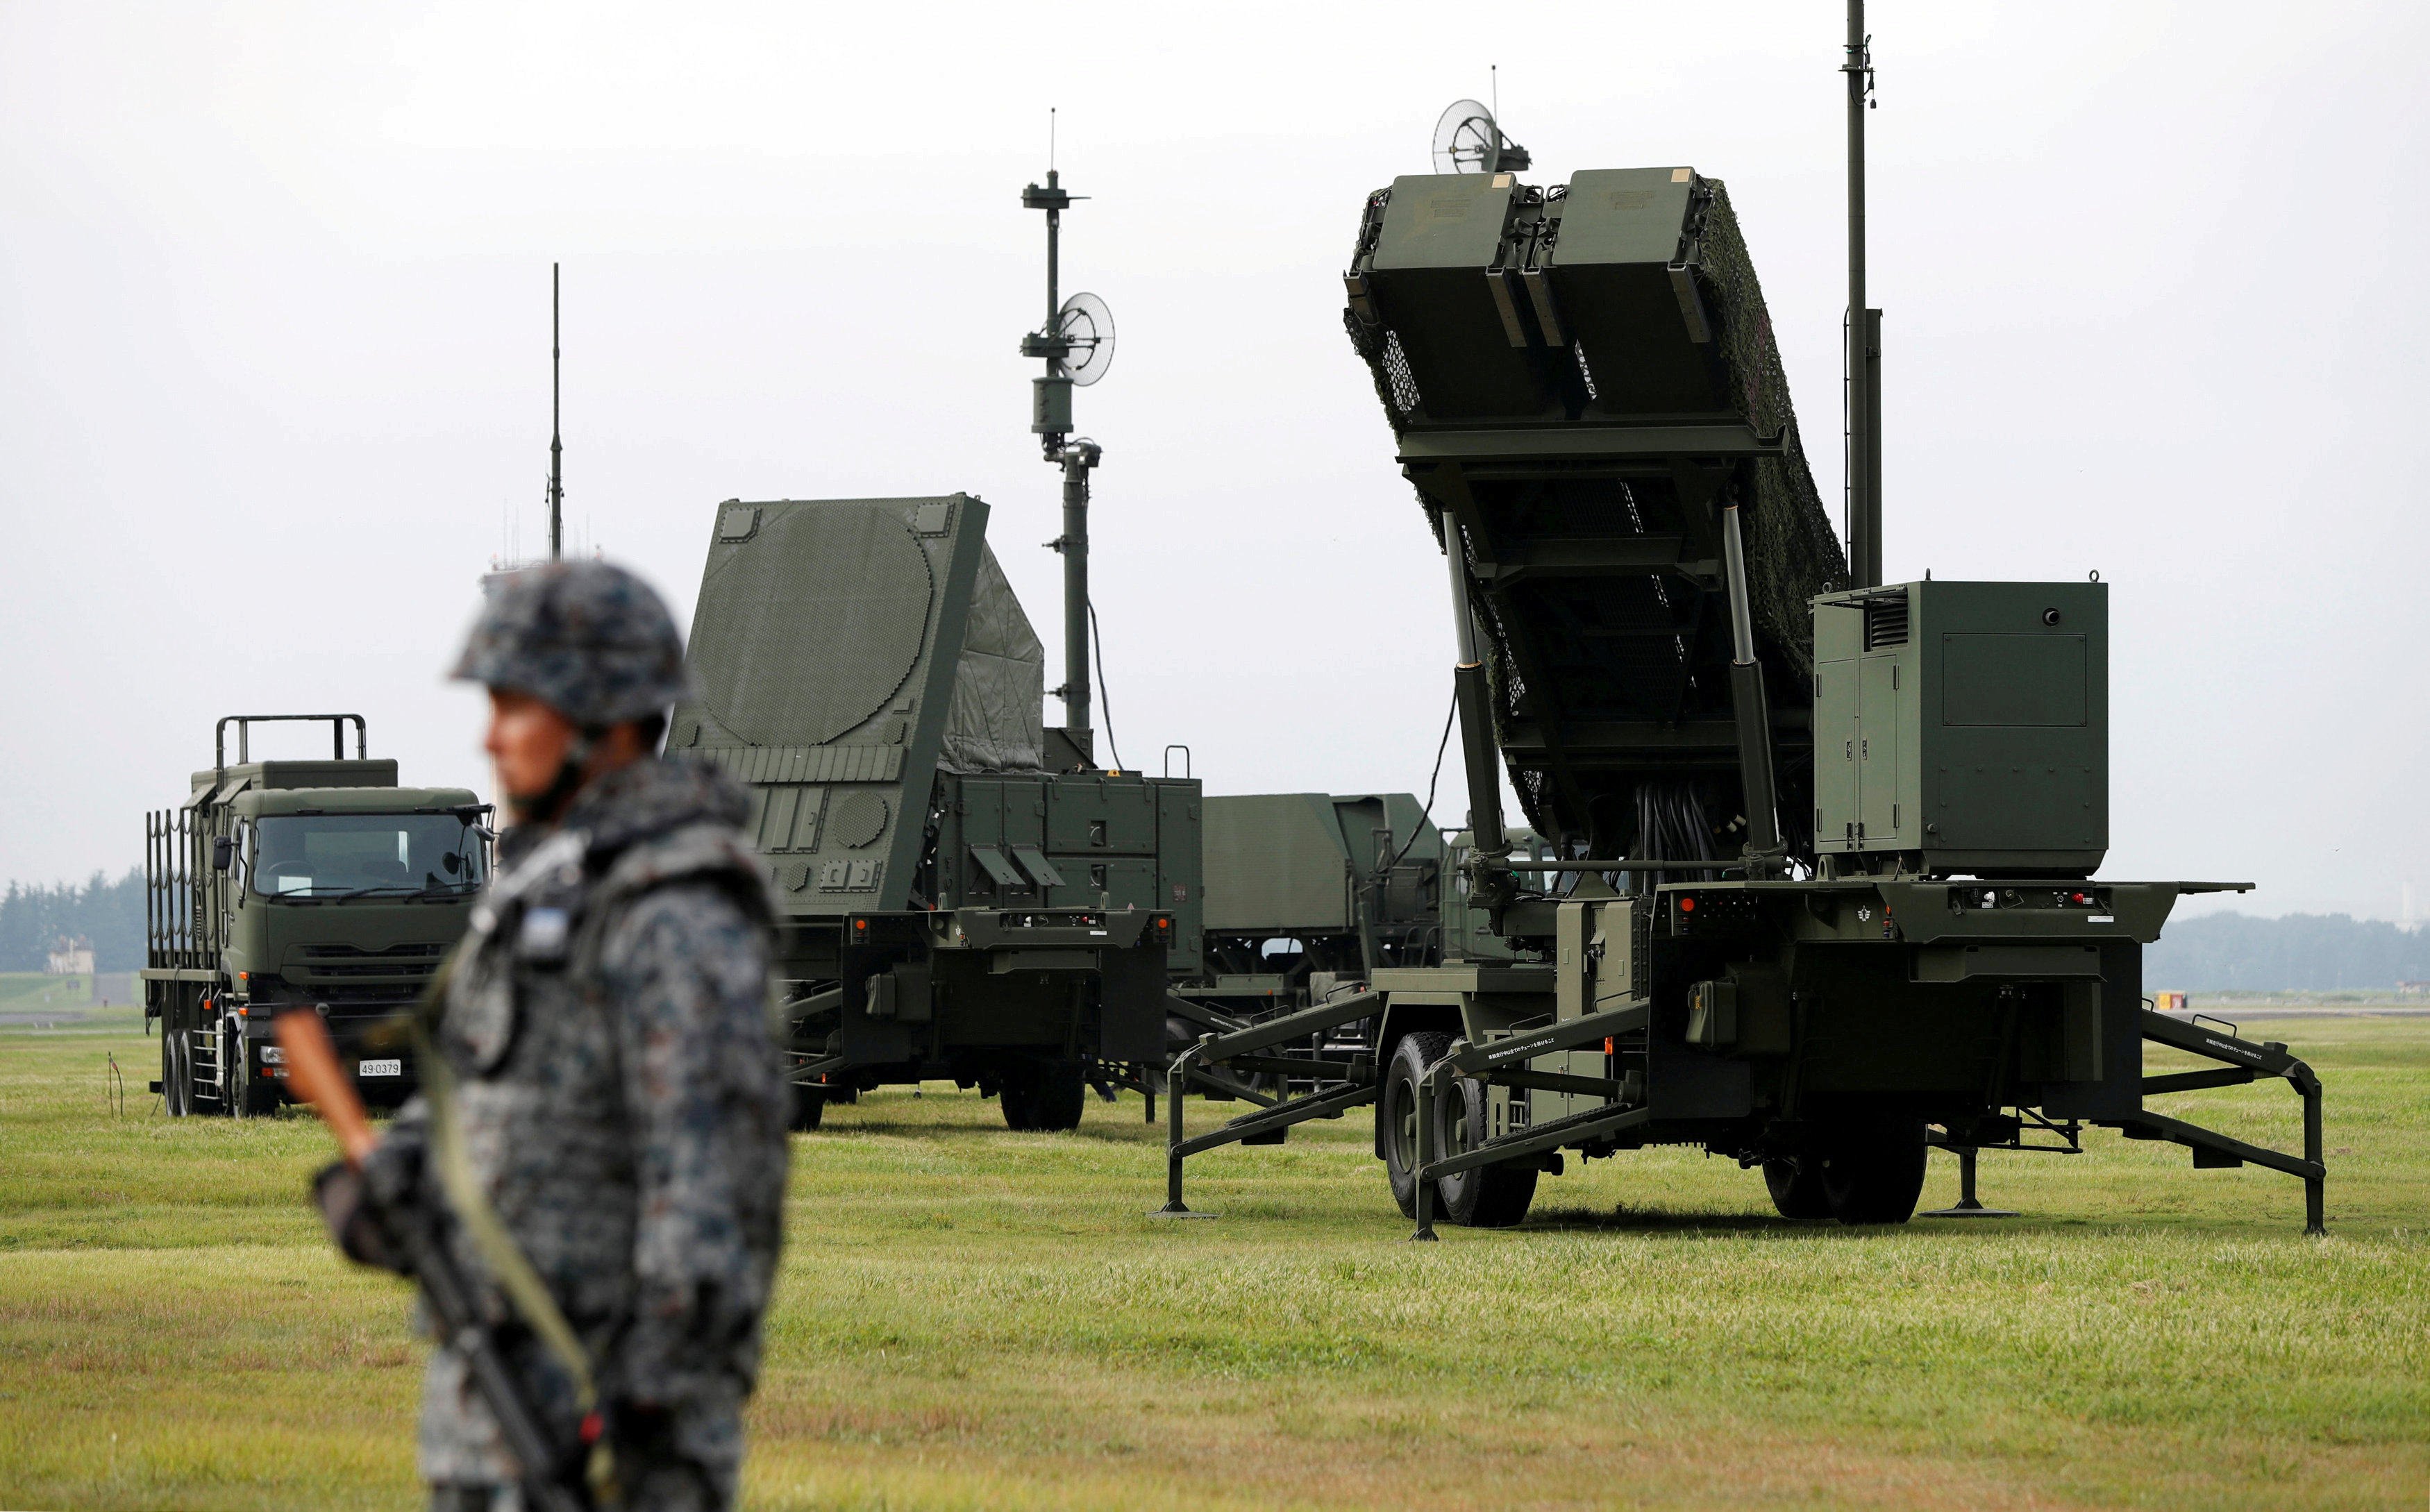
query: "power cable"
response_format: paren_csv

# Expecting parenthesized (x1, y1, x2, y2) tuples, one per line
(1087, 599, 1126, 773)
(1391, 685, 1460, 870)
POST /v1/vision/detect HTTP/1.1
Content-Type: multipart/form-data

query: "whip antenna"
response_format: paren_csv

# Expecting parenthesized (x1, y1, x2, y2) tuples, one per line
(548, 263, 564, 562)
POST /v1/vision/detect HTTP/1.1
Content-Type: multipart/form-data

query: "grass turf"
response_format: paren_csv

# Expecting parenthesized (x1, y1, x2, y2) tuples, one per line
(0, 1013, 2424, 1509)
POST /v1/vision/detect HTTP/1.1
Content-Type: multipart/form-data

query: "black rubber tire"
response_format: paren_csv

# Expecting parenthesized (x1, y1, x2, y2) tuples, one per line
(1763, 1158, 1833, 1219)
(226, 1026, 278, 1117)
(998, 1065, 1039, 1131)
(1028, 1059, 1087, 1132)
(221, 1023, 246, 1118)
(789, 1084, 826, 1132)
(161, 1030, 186, 1118)
(171, 1019, 197, 1118)
(1433, 1071, 1539, 1228)
(1381, 1032, 1452, 1219)
(1818, 1113, 1930, 1225)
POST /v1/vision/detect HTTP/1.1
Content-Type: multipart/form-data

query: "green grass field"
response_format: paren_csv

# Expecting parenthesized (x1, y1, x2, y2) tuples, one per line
(0, 973, 103, 1017)
(2, 1013, 2425, 1510)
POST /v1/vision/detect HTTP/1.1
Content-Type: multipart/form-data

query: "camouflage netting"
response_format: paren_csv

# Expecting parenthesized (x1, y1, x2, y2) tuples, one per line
(1695, 179, 1850, 679)
(938, 545, 1046, 773)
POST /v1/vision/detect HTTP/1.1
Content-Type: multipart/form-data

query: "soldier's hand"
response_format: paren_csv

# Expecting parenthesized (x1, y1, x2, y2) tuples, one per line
(312, 1160, 412, 1275)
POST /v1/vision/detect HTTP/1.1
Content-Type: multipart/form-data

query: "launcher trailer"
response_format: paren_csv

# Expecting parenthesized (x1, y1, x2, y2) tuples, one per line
(1156, 158, 2324, 1235)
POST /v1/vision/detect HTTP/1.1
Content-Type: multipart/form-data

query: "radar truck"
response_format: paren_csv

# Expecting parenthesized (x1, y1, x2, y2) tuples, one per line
(1156, 145, 2327, 1234)
(143, 715, 488, 1116)
(671, 494, 1197, 1132)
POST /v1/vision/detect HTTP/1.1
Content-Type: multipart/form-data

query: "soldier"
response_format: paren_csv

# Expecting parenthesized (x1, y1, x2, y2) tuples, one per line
(316, 560, 790, 1512)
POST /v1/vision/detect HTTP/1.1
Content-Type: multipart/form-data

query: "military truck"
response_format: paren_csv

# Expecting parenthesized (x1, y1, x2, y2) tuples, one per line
(143, 715, 487, 1116)
(1156, 151, 2326, 1234)
(671, 494, 1198, 1132)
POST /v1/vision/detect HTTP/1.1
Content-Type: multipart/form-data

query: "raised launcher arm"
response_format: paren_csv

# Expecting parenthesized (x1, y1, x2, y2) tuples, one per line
(1343, 167, 1847, 919)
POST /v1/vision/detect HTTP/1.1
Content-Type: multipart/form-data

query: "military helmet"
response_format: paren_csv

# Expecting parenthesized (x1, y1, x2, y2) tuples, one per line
(451, 560, 692, 728)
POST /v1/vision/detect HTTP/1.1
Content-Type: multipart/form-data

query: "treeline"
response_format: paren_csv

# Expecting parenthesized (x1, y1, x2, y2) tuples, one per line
(2148, 911, 2430, 993)
(0, 870, 146, 971)
(2, 869, 2420, 990)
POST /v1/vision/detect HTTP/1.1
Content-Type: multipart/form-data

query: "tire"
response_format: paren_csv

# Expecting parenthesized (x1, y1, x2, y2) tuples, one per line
(1028, 1060, 1087, 1132)
(1763, 1158, 1832, 1219)
(998, 1064, 1039, 1131)
(168, 1016, 197, 1118)
(224, 1030, 278, 1127)
(789, 1084, 826, 1132)
(1381, 1032, 1452, 1219)
(1432, 1066, 1539, 1228)
(1818, 1112, 1929, 1225)
(240, 1074, 281, 1116)
(221, 1023, 249, 1118)
(160, 1030, 186, 1118)
(998, 1058, 1084, 1132)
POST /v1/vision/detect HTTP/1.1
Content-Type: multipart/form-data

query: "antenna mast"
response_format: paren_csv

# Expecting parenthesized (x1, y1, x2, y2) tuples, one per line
(1021, 113, 1116, 768)
(548, 262, 564, 562)
(1844, 2, 1882, 587)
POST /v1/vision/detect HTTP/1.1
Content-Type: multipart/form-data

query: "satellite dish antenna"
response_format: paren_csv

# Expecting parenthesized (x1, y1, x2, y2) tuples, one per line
(1431, 98, 1530, 175)
(1057, 291, 1116, 387)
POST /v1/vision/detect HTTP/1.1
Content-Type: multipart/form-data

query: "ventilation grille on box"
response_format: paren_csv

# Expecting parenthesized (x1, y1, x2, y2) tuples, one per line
(1863, 591, 1910, 650)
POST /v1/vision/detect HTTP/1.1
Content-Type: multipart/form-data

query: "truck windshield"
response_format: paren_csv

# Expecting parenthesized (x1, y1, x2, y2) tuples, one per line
(251, 814, 488, 899)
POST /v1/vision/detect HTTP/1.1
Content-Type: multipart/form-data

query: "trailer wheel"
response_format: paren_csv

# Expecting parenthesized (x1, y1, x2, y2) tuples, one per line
(789, 1084, 826, 1132)
(1381, 1032, 1452, 1218)
(1762, 1159, 1833, 1219)
(1818, 1114, 1929, 1225)
(1432, 1068, 1538, 1228)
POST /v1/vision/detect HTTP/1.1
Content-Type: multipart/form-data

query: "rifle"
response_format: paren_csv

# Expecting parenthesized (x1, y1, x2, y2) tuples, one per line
(278, 1008, 598, 1512)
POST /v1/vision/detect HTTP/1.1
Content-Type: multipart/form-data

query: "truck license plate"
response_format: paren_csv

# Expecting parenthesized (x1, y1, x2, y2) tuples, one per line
(358, 1059, 402, 1078)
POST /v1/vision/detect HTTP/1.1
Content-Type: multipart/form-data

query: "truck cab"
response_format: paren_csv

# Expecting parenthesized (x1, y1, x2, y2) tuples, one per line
(143, 715, 487, 1116)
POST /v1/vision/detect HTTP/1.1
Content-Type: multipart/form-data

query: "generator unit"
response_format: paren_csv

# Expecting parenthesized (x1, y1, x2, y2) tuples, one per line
(1813, 578, 2108, 877)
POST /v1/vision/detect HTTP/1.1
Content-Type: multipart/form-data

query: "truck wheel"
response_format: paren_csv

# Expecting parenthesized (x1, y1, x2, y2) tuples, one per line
(1028, 1060, 1087, 1132)
(998, 1064, 1039, 1131)
(240, 1073, 281, 1117)
(1763, 1159, 1832, 1219)
(220, 1023, 244, 1118)
(160, 1032, 187, 1118)
(1433, 1067, 1538, 1228)
(1819, 1114, 1929, 1225)
(789, 1084, 826, 1132)
(1381, 1032, 1452, 1219)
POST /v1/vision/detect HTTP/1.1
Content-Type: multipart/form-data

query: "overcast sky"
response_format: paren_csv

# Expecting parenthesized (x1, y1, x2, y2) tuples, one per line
(3, 2, 2422, 919)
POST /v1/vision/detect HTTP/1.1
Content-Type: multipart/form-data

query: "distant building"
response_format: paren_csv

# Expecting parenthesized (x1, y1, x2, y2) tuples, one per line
(2399, 981, 2429, 998)
(45, 936, 93, 977)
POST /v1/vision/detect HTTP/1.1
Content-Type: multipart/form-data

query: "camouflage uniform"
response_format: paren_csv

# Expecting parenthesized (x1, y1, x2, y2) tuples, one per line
(358, 564, 790, 1512)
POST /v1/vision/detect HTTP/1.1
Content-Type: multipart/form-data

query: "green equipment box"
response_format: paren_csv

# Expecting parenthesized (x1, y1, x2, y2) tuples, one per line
(1812, 580, 2107, 877)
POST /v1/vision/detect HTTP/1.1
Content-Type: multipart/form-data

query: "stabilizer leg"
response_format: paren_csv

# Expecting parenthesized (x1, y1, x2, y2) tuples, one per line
(1919, 1145, 2018, 1219)
(1150, 1045, 1216, 1218)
